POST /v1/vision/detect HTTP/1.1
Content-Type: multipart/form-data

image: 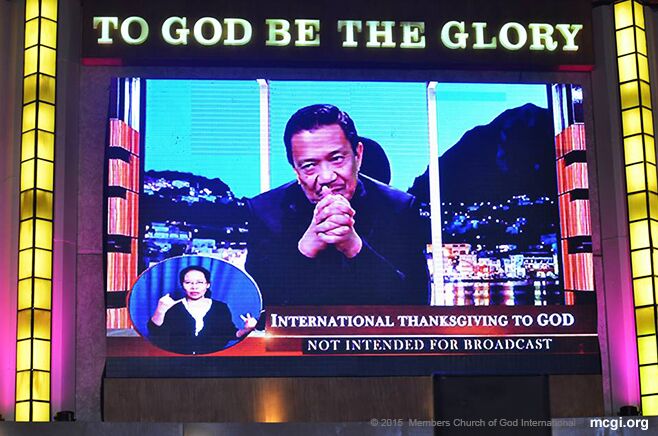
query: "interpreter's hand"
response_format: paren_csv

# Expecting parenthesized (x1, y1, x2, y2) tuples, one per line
(236, 313, 258, 338)
(298, 191, 362, 258)
(150, 293, 180, 326)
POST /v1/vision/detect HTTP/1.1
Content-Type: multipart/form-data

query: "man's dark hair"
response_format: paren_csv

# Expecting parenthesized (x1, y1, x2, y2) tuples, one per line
(179, 265, 211, 286)
(283, 104, 359, 165)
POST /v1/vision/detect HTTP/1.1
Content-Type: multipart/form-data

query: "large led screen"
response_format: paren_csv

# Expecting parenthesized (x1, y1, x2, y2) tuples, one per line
(104, 79, 598, 375)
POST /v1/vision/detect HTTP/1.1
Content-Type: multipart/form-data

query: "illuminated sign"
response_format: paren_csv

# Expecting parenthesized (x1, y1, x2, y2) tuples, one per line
(82, 0, 594, 70)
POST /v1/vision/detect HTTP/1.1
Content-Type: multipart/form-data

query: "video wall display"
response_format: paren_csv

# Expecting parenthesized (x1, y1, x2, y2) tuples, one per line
(104, 78, 597, 374)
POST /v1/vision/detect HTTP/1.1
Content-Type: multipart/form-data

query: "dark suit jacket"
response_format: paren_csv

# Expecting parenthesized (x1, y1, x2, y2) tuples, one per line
(245, 175, 429, 306)
(147, 300, 237, 354)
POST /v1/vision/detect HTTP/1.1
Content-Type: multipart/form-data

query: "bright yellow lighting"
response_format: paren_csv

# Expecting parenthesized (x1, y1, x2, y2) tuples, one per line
(634, 277, 654, 306)
(630, 220, 650, 249)
(37, 103, 55, 132)
(40, 19, 57, 49)
(20, 190, 34, 220)
(624, 135, 644, 164)
(18, 249, 33, 279)
(35, 190, 53, 220)
(652, 221, 658, 248)
(16, 340, 31, 371)
(42, 0, 58, 21)
(37, 131, 55, 161)
(39, 46, 56, 76)
(33, 339, 51, 371)
(34, 249, 52, 279)
(646, 136, 656, 164)
(23, 74, 37, 105)
(32, 401, 50, 422)
(35, 219, 52, 250)
(22, 103, 36, 133)
(33, 309, 51, 340)
(631, 249, 652, 277)
(638, 335, 658, 364)
(36, 159, 54, 191)
(18, 279, 32, 310)
(25, 0, 38, 21)
(34, 279, 51, 310)
(15, 401, 30, 422)
(638, 55, 650, 82)
(39, 74, 56, 105)
(643, 108, 654, 135)
(620, 82, 639, 110)
(16, 372, 30, 402)
(32, 371, 50, 401)
(640, 365, 658, 394)
(636, 306, 657, 335)
(25, 18, 39, 48)
(24, 46, 38, 76)
(19, 219, 34, 251)
(641, 82, 652, 109)
(618, 54, 638, 82)
(17, 309, 32, 340)
(634, 0, 645, 29)
(626, 163, 646, 192)
(628, 192, 647, 221)
(22, 131, 35, 161)
(649, 193, 658, 219)
(643, 395, 658, 416)
(647, 164, 658, 192)
(623, 108, 643, 137)
(635, 28, 647, 56)
(616, 27, 636, 57)
(20, 160, 35, 191)
(615, 1, 634, 30)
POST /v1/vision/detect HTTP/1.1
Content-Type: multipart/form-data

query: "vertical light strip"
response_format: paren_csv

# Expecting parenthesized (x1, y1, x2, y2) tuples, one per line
(16, 0, 57, 422)
(614, 0, 658, 416)
(426, 81, 444, 302)
(257, 79, 271, 193)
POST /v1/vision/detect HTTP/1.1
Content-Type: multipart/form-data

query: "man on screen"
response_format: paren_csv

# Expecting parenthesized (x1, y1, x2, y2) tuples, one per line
(245, 104, 429, 306)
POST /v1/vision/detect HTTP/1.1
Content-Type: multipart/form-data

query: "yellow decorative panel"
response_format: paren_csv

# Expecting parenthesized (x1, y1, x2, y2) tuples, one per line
(20, 160, 35, 191)
(39, 75, 56, 105)
(647, 164, 658, 192)
(646, 135, 656, 164)
(34, 279, 51, 310)
(24, 18, 38, 48)
(17, 309, 32, 340)
(631, 249, 651, 277)
(39, 46, 56, 77)
(638, 55, 650, 82)
(636, 306, 657, 335)
(630, 220, 650, 249)
(634, 0, 645, 28)
(32, 401, 49, 422)
(615, 1, 634, 30)
(41, 0, 58, 21)
(618, 54, 638, 82)
(18, 249, 33, 279)
(33, 309, 51, 340)
(33, 340, 50, 371)
(629, 193, 648, 221)
(22, 131, 35, 161)
(626, 163, 646, 192)
(624, 135, 644, 164)
(623, 108, 642, 137)
(16, 340, 31, 371)
(35, 190, 53, 219)
(643, 108, 654, 136)
(616, 27, 636, 57)
(643, 395, 658, 416)
(24, 46, 38, 76)
(20, 190, 34, 220)
(19, 219, 34, 251)
(23, 74, 37, 104)
(34, 249, 52, 279)
(641, 82, 652, 109)
(22, 103, 36, 133)
(640, 365, 658, 394)
(35, 220, 52, 250)
(18, 279, 32, 310)
(16, 372, 30, 402)
(636, 28, 647, 56)
(649, 193, 658, 219)
(37, 131, 54, 161)
(652, 221, 658, 248)
(37, 103, 55, 132)
(32, 371, 50, 401)
(634, 277, 654, 307)
(25, 0, 38, 20)
(36, 159, 54, 191)
(40, 19, 57, 49)
(638, 335, 658, 365)
(15, 401, 30, 422)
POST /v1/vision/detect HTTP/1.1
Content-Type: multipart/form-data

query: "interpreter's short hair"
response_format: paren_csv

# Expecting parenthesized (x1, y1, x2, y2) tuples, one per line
(283, 104, 360, 165)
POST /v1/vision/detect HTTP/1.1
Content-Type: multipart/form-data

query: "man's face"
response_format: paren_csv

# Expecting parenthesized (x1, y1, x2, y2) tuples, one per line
(291, 124, 363, 203)
(182, 270, 210, 301)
